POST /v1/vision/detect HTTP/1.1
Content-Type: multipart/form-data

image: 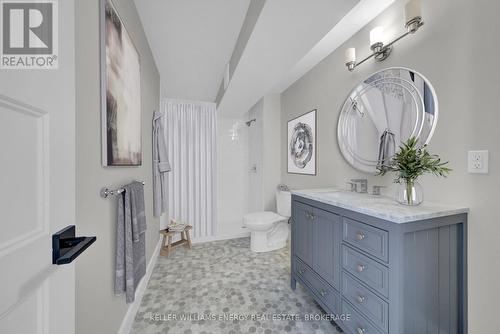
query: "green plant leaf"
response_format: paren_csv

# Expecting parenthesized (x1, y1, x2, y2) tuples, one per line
(377, 136, 451, 184)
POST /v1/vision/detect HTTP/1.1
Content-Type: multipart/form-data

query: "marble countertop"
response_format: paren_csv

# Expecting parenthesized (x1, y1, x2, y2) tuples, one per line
(291, 188, 469, 224)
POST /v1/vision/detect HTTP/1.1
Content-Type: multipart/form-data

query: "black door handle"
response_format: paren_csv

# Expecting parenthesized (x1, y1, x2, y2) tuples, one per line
(52, 225, 96, 265)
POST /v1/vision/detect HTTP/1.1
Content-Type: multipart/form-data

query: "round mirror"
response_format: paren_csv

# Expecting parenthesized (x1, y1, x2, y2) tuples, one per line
(337, 67, 438, 174)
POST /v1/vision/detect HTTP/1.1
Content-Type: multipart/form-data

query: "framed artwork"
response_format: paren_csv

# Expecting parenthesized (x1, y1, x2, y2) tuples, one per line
(287, 109, 317, 175)
(100, 0, 142, 166)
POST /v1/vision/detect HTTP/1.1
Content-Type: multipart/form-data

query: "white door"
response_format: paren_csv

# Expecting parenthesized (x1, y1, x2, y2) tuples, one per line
(0, 0, 76, 333)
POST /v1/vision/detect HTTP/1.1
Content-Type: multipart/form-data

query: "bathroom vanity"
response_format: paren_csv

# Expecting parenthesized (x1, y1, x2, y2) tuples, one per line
(290, 189, 468, 334)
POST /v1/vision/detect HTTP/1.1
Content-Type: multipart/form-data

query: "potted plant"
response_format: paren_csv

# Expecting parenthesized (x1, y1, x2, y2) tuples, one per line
(377, 137, 451, 206)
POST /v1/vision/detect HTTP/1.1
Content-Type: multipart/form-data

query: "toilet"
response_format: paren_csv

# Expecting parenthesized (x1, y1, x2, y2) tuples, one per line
(243, 190, 291, 252)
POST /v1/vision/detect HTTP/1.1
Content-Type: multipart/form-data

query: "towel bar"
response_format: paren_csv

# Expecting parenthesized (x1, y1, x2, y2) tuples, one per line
(100, 181, 145, 198)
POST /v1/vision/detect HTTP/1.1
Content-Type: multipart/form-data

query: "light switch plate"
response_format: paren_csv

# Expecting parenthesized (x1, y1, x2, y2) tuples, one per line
(468, 150, 489, 174)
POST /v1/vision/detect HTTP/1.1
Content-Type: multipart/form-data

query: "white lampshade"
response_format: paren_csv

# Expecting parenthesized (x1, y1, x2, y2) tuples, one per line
(370, 27, 384, 47)
(345, 48, 356, 63)
(405, 0, 422, 24)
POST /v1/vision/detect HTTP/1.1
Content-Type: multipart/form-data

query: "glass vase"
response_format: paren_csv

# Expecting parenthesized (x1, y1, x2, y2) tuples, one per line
(397, 180, 423, 206)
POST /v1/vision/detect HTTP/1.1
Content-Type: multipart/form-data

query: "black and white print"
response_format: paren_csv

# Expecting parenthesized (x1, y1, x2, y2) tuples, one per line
(287, 110, 316, 175)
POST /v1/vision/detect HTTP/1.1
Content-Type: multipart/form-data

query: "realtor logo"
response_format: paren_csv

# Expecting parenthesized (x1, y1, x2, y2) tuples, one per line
(1, 0, 58, 69)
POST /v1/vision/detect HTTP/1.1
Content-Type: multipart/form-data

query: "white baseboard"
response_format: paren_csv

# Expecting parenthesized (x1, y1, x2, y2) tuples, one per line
(192, 231, 250, 244)
(117, 238, 162, 334)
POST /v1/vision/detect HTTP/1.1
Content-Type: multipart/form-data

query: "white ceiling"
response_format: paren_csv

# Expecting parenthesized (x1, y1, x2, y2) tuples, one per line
(134, 0, 250, 102)
(272, 0, 396, 94)
(135, 0, 396, 110)
(218, 0, 396, 116)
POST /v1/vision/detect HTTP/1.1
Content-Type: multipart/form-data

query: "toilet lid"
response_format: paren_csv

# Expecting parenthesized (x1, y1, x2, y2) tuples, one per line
(243, 211, 286, 224)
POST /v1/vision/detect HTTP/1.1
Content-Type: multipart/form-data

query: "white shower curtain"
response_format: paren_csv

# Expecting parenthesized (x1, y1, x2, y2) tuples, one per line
(162, 98, 217, 239)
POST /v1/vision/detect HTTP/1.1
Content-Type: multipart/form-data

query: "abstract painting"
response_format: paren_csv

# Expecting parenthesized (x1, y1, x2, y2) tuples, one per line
(101, 0, 142, 166)
(287, 109, 316, 175)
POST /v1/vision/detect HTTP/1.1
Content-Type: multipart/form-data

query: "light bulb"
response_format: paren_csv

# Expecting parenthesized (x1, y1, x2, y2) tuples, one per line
(370, 27, 384, 47)
(405, 0, 422, 24)
(345, 48, 356, 64)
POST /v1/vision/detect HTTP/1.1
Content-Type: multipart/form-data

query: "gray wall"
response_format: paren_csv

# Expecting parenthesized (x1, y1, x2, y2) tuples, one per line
(262, 94, 282, 211)
(281, 0, 499, 332)
(248, 99, 264, 212)
(247, 94, 282, 213)
(75, 0, 161, 333)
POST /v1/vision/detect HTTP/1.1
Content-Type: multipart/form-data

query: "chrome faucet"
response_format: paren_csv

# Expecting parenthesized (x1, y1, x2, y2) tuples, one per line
(372, 185, 386, 196)
(350, 179, 368, 193)
(346, 182, 358, 192)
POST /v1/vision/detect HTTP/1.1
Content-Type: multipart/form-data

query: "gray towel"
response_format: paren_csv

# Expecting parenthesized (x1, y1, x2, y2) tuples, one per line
(377, 129, 396, 172)
(115, 181, 147, 303)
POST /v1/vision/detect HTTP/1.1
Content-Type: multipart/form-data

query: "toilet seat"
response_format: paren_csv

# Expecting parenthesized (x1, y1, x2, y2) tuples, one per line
(243, 211, 289, 252)
(243, 190, 291, 253)
(244, 212, 286, 224)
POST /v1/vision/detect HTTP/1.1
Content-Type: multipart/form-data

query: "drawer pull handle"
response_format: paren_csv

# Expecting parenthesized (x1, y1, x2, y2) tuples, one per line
(319, 289, 327, 297)
(356, 264, 366, 273)
(355, 232, 366, 241)
(356, 295, 365, 304)
(305, 212, 314, 220)
(356, 328, 366, 334)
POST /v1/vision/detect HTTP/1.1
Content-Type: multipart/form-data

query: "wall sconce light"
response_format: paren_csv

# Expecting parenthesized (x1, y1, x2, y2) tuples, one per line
(345, 0, 424, 72)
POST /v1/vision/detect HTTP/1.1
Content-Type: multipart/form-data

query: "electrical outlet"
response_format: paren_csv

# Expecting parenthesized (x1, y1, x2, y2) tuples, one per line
(468, 150, 489, 174)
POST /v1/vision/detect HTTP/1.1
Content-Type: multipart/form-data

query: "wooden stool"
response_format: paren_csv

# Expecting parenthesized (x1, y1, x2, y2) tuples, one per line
(159, 225, 192, 257)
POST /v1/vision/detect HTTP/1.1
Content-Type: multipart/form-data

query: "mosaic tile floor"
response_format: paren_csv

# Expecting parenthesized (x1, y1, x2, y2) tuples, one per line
(131, 237, 342, 334)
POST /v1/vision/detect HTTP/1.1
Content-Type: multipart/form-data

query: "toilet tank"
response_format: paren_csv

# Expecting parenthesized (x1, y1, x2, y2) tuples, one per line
(276, 190, 291, 218)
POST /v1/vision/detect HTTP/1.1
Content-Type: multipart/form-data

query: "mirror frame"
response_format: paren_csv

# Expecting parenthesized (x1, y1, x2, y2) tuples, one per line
(337, 67, 439, 174)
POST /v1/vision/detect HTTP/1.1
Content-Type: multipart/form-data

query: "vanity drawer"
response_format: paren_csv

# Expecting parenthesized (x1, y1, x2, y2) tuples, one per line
(294, 256, 313, 280)
(294, 257, 340, 313)
(342, 246, 389, 298)
(343, 218, 388, 262)
(306, 269, 341, 314)
(342, 273, 388, 332)
(342, 300, 384, 334)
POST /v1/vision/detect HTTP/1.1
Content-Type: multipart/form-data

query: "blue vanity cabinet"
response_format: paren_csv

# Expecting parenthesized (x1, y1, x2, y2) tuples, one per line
(291, 194, 468, 334)
(292, 201, 341, 290)
(292, 201, 313, 266)
(312, 208, 341, 290)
